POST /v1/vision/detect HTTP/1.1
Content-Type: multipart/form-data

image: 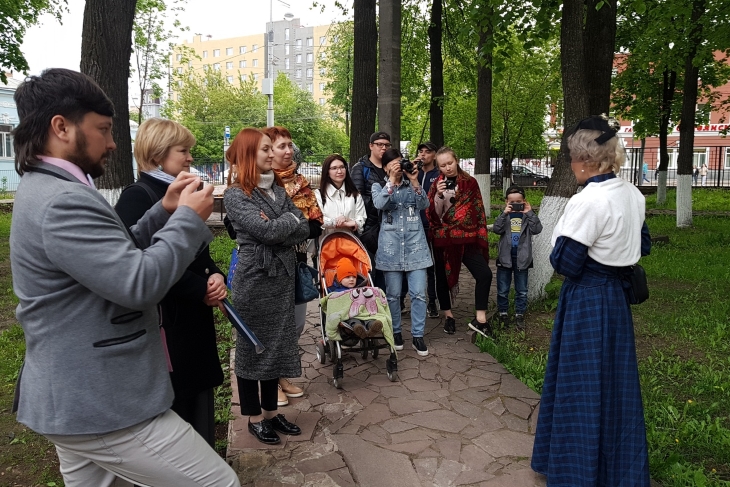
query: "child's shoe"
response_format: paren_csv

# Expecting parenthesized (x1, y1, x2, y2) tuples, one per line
(514, 314, 525, 331)
(367, 320, 383, 337)
(352, 321, 368, 339)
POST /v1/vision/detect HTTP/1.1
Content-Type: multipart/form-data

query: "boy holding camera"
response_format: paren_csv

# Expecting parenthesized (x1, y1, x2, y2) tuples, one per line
(492, 185, 543, 330)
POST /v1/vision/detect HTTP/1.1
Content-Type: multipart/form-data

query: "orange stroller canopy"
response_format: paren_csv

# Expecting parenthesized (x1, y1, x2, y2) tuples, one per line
(319, 233, 371, 289)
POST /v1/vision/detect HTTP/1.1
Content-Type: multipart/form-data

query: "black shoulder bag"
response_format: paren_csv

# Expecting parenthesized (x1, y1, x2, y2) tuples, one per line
(627, 264, 649, 305)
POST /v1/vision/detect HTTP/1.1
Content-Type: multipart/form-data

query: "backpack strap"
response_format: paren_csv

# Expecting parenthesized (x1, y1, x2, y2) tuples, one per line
(121, 179, 160, 206)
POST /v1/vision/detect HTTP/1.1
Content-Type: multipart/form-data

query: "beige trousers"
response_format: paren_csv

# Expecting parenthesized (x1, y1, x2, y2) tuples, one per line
(45, 409, 240, 487)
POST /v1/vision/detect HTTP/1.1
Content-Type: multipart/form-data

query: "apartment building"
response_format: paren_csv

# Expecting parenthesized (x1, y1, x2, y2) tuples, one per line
(171, 18, 332, 107)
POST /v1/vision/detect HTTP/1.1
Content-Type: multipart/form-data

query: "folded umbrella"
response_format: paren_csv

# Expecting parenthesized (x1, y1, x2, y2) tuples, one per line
(222, 298, 265, 354)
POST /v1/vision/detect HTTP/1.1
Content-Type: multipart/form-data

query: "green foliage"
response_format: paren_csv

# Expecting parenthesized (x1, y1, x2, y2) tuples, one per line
(132, 0, 188, 124)
(491, 34, 559, 160)
(613, 0, 730, 139)
(164, 70, 348, 162)
(0, 0, 67, 83)
(320, 21, 354, 127)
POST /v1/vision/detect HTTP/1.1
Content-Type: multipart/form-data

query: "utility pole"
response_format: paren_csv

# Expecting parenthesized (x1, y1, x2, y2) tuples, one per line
(265, 0, 291, 127)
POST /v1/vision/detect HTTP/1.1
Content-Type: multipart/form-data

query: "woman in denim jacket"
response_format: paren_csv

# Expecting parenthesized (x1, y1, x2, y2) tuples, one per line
(372, 149, 433, 356)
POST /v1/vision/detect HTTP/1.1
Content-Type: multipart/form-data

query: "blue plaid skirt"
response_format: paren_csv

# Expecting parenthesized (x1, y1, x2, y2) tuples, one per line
(532, 260, 650, 486)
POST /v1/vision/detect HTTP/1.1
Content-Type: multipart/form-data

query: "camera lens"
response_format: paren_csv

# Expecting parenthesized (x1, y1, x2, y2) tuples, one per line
(401, 160, 414, 173)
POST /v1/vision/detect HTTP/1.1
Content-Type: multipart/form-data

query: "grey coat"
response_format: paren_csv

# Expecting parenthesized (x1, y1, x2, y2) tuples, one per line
(10, 162, 212, 435)
(492, 210, 543, 270)
(224, 185, 309, 380)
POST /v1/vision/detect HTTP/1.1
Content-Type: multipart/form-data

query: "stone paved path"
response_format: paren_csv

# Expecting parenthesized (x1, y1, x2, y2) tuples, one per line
(227, 271, 547, 487)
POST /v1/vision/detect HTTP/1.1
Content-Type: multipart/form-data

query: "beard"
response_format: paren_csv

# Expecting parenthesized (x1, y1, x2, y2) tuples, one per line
(67, 130, 111, 179)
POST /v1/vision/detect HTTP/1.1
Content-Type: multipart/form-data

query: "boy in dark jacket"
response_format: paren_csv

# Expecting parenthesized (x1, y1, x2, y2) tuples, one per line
(492, 185, 542, 330)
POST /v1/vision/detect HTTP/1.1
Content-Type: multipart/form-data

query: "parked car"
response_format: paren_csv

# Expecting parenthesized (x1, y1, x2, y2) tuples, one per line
(492, 164, 550, 187)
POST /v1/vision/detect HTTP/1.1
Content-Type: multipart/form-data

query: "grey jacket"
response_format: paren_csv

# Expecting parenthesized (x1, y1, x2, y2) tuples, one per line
(492, 210, 543, 270)
(10, 163, 212, 435)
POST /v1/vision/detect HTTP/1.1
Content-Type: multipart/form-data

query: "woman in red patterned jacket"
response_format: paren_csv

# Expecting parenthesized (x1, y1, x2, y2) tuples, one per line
(427, 147, 492, 336)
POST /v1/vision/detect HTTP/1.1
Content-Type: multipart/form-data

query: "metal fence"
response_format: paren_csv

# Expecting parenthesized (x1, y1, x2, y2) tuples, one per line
(0, 170, 22, 194)
(1, 145, 727, 198)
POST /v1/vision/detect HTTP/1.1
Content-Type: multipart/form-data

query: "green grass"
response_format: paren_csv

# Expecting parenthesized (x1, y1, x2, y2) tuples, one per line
(475, 213, 730, 486)
(645, 188, 730, 211)
(0, 209, 65, 486)
(209, 230, 236, 454)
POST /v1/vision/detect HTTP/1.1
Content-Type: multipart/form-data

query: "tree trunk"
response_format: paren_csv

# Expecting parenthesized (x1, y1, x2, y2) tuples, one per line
(657, 68, 677, 205)
(378, 0, 401, 148)
(529, 0, 588, 301)
(80, 0, 138, 204)
(474, 23, 493, 208)
(676, 0, 704, 228)
(428, 0, 444, 147)
(349, 0, 378, 166)
(584, 0, 617, 115)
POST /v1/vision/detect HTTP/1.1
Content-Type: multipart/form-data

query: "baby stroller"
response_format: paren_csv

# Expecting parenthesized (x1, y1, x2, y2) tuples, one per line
(315, 231, 398, 388)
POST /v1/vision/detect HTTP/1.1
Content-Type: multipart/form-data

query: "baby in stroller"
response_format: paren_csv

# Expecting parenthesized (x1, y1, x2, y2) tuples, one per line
(321, 257, 395, 348)
(329, 258, 386, 338)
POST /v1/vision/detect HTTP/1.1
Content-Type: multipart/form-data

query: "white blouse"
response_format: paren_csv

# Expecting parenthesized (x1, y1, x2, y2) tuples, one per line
(315, 184, 367, 235)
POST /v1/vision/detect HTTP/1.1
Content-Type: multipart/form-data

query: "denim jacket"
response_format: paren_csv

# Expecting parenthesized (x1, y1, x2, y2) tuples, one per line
(372, 179, 433, 272)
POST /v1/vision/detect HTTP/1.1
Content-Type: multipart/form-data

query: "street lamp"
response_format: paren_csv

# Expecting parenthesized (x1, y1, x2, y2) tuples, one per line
(266, 0, 291, 127)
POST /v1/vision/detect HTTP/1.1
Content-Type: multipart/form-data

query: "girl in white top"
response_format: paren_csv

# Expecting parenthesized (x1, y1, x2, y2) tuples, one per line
(315, 154, 366, 236)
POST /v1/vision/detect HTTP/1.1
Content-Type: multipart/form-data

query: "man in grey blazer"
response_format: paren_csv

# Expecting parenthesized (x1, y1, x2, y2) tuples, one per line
(9, 69, 239, 486)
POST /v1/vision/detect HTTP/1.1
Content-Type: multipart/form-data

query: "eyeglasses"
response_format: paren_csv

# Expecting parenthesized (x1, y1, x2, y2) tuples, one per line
(372, 142, 392, 149)
(330, 166, 347, 172)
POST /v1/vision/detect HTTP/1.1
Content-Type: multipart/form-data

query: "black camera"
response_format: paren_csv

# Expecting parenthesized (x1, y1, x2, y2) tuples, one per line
(444, 179, 456, 190)
(510, 202, 525, 212)
(400, 158, 423, 173)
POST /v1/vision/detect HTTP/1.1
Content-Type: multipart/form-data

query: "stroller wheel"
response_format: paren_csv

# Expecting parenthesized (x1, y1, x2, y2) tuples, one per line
(372, 341, 379, 359)
(333, 377, 343, 389)
(387, 370, 398, 382)
(316, 340, 327, 364)
(361, 340, 369, 359)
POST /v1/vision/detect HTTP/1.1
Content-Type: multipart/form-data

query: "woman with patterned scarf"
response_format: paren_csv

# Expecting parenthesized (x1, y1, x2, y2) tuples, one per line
(427, 147, 493, 336)
(262, 126, 323, 406)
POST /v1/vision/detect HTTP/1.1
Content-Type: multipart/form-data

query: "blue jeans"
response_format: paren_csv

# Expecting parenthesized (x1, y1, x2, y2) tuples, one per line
(497, 262, 528, 315)
(384, 269, 427, 337)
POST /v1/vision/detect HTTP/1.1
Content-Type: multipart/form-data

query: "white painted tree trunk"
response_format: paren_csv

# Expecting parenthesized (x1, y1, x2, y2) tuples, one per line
(528, 195, 570, 301)
(474, 174, 491, 214)
(676, 174, 693, 228)
(98, 188, 123, 207)
(656, 171, 668, 206)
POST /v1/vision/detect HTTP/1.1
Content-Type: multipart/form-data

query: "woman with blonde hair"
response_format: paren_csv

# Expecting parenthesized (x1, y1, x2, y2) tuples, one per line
(224, 128, 310, 445)
(262, 126, 323, 405)
(427, 146, 492, 336)
(115, 118, 226, 448)
(531, 115, 651, 486)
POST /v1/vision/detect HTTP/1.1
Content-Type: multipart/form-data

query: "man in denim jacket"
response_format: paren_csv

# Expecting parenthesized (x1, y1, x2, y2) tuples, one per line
(372, 148, 433, 356)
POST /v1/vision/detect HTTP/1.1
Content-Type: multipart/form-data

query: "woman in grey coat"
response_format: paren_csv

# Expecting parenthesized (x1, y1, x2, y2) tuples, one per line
(224, 128, 310, 445)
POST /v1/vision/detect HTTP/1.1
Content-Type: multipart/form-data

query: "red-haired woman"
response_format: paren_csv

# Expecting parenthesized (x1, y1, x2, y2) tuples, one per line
(224, 128, 310, 445)
(262, 126, 323, 404)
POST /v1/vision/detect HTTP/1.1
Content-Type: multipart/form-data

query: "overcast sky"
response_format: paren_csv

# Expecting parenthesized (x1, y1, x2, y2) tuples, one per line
(19, 0, 346, 77)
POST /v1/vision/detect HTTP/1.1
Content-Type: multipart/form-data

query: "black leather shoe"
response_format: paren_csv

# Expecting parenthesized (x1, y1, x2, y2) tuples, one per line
(270, 414, 301, 436)
(248, 418, 281, 444)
